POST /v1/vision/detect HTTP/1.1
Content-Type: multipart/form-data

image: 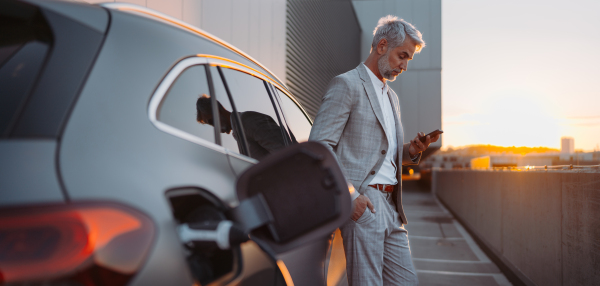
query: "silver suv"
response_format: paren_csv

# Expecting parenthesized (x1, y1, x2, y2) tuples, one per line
(0, 1, 351, 285)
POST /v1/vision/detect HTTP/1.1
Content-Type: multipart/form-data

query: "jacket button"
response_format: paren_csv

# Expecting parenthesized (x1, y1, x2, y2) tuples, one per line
(370, 171, 376, 175)
(381, 150, 386, 154)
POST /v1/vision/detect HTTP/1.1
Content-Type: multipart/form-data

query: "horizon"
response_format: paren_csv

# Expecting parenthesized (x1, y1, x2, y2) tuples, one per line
(438, 144, 598, 157)
(441, 0, 600, 152)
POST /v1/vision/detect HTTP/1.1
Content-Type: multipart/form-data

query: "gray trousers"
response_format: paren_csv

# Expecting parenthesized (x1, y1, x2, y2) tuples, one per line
(339, 186, 418, 286)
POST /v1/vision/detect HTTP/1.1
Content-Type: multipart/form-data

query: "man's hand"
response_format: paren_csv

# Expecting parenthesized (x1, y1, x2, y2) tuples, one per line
(352, 195, 376, 221)
(409, 132, 440, 157)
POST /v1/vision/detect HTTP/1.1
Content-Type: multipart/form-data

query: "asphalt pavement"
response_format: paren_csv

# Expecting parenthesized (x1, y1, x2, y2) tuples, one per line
(327, 185, 512, 286)
(403, 186, 512, 286)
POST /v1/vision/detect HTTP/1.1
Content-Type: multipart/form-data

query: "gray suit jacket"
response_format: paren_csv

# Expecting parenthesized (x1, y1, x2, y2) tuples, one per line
(309, 64, 420, 224)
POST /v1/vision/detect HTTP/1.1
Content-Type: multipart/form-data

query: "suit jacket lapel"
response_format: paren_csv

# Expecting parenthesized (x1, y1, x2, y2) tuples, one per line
(357, 65, 388, 140)
(388, 89, 404, 158)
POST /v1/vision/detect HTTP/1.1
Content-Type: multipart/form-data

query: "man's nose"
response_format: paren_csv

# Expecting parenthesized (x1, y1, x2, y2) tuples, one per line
(401, 61, 408, 72)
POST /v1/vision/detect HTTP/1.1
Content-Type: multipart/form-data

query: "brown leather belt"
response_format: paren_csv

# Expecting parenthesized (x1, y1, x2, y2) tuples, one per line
(368, 184, 395, 193)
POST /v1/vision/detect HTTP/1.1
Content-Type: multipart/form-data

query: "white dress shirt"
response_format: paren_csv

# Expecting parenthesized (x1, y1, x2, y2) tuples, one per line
(363, 64, 398, 186)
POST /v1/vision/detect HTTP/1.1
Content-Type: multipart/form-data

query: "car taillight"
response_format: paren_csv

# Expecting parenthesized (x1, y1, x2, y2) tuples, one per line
(0, 202, 155, 285)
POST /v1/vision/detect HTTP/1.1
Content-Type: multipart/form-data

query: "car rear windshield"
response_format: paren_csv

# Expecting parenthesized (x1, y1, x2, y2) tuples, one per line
(0, 4, 52, 137)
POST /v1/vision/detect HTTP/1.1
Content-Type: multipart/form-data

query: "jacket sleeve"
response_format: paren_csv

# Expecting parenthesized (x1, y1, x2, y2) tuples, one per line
(243, 112, 286, 153)
(308, 76, 353, 163)
(402, 142, 421, 165)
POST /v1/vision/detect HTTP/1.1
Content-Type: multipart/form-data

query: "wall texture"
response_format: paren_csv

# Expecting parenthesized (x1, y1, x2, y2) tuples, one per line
(285, 0, 361, 118)
(86, 0, 287, 83)
(433, 169, 600, 286)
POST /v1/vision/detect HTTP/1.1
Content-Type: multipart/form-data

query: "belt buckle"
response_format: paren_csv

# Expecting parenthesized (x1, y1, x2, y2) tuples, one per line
(383, 184, 393, 193)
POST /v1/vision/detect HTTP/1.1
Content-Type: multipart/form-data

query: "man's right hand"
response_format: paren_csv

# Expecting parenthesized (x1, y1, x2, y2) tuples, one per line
(351, 195, 376, 221)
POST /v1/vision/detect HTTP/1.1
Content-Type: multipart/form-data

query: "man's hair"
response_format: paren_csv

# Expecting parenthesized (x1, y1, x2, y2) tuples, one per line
(371, 15, 425, 52)
(196, 94, 230, 124)
(196, 94, 212, 123)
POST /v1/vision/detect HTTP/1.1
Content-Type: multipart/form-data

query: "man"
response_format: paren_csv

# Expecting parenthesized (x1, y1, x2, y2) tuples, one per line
(309, 16, 439, 285)
(196, 95, 289, 160)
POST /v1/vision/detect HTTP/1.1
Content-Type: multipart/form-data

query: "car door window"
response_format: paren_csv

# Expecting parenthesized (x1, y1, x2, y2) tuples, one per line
(158, 65, 215, 143)
(0, 41, 50, 137)
(275, 88, 312, 143)
(212, 66, 287, 161)
(208, 66, 240, 152)
(266, 84, 295, 145)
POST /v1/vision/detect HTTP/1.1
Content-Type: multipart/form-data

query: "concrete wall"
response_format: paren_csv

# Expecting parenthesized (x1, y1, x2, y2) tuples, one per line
(433, 169, 600, 286)
(285, 0, 361, 118)
(352, 0, 442, 148)
(86, 0, 287, 83)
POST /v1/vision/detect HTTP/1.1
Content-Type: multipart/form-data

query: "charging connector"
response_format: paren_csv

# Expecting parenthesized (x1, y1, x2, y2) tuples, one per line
(179, 220, 248, 250)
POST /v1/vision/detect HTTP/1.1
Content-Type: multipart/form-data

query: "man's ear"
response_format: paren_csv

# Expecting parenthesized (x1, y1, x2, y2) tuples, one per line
(377, 38, 388, 55)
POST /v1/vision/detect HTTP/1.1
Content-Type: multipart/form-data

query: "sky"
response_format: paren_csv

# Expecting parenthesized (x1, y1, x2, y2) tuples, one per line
(442, 0, 600, 151)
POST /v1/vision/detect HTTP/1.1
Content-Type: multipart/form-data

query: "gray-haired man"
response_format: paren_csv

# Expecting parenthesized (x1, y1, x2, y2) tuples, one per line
(309, 16, 439, 285)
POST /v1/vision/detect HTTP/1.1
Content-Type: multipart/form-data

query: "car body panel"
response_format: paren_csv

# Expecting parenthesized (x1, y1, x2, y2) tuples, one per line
(278, 239, 331, 286)
(60, 9, 240, 205)
(12, 2, 107, 138)
(227, 151, 256, 177)
(57, 9, 244, 286)
(0, 140, 64, 207)
(2, 1, 340, 285)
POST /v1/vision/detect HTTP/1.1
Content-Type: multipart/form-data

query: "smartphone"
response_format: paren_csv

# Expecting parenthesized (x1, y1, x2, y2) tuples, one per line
(418, 129, 443, 143)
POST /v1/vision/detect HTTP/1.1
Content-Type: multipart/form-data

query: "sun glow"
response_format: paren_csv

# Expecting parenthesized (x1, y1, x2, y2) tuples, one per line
(443, 94, 563, 149)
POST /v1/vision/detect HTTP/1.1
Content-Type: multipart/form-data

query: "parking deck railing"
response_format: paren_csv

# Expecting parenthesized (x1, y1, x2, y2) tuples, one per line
(432, 167, 600, 286)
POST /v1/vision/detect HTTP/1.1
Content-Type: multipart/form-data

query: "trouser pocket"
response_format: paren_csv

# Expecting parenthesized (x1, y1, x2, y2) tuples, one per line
(355, 207, 373, 224)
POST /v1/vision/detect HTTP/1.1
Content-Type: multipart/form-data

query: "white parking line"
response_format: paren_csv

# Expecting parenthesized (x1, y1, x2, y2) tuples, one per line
(413, 258, 489, 264)
(429, 195, 491, 263)
(418, 270, 512, 286)
(408, 235, 466, 240)
(404, 209, 448, 214)
(404, 221, 450, 225)
(417, 269, 499, 276)
(450, 221, 491, 262)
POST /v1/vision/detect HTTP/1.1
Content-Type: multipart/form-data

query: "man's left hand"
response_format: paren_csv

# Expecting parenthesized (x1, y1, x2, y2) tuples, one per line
(409, 132, 440, 157)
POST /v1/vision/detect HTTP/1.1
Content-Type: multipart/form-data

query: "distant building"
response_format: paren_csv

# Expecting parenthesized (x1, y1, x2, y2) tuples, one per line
(422, 150, 598, 170)
(559, 152, 594, 163)
(561, 137, 574, 154)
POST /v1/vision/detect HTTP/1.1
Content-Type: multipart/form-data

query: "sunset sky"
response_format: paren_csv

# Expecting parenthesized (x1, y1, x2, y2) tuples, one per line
(442, 0, 600, 151)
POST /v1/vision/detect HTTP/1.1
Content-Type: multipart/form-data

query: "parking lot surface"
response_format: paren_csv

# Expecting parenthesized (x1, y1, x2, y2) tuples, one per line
(327, 185, 512, 286)
(403, 187, 512, 286)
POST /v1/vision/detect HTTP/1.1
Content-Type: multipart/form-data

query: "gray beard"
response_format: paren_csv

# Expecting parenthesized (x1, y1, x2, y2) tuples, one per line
(377, 51, 401, 82)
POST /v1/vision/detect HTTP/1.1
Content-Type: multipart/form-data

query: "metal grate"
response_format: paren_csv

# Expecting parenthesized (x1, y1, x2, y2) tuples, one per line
(286, 0, 361, 119)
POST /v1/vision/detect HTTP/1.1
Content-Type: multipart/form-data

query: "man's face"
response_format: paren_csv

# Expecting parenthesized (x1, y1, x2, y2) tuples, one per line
(199, 112, 214, 126)
(198, 110, 232, 134)
(377, 38, 417, 81)
(219, 112, 232, 134)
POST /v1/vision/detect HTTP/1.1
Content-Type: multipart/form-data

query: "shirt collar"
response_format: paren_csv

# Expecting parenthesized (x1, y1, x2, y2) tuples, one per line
(362, 63, 387, 93)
